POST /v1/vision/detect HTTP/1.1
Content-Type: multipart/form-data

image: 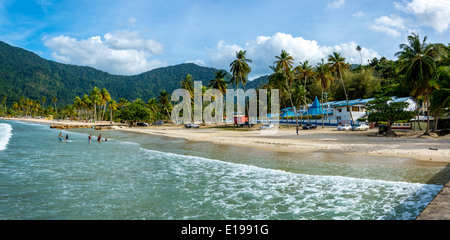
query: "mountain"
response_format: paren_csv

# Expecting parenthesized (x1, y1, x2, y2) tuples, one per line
(0, 41, 227, 106)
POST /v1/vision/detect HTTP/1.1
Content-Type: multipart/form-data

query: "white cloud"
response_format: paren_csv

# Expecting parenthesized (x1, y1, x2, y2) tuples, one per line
(370, 15, 407, 37)
(395, 0, 450, 34)
(44, 30, 166, 75)
(351, 11, 365, 18)
(327, 0, 346, 9)
(207, 32, 380, 77)
(185, 59, 206, 66)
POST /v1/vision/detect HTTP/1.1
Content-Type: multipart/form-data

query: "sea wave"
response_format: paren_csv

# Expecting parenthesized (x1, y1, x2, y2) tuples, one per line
(138, 147, 442, 219)
(0, 123, 13, 151)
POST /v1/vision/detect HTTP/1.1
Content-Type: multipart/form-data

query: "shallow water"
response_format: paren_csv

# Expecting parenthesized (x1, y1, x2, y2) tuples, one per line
(0, 120, 448, 220)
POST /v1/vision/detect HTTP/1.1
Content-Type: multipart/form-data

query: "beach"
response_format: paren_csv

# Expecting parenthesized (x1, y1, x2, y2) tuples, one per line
(4, 117, 450, 164)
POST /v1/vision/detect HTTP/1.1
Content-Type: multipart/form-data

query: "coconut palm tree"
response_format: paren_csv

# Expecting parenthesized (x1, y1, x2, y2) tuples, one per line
(315, 59, 334, 128)
(209, 70, 228, 94)
(90, 87, 101, 122)
(230, 50, 252, 125)
(230, 50, 252, 91)
(429, 66, 450, 131)
(52, 96, 58, 116)
(274, 50, 296, 128)
(1, 96, 6, 117)
(41, 96, 46, 109)
(295, 60, 315, 124)
(73, 96, 82, 121)
(158, 90, 172, 118)
(118, 98, 129, 110)
(81, 94, 92, 120)
(108, 99, 117, 124)
(328, 52, 354, 125)
(100, 88, 111, 121)
(356, 45, 363, 66)
(180, 74, 194, 98)
(268, 65, 290, 127)
(395, 33, 437, 134)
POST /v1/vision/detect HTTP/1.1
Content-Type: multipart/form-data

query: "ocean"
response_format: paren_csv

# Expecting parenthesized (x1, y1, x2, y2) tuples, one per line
(0, 120, 448, 220)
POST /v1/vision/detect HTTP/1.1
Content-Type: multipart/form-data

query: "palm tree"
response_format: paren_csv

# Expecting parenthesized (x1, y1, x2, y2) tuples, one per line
(268, 65, 290, 127)
(81, 94, 92, 120)
(118, 98, 129, 110)
(90, 87, 101, 122)
(108, 99, 117, 124)
(429, 66, 449, 131)
(41, 96, 46, 111)
(52, 96, 58, 116)
(315, 59, 334, 128)
(328, 52, 353, 125)
(230, 50, 252, 91)
(1, 96, 6, 117)
(73, 96, 82, 121)
(158, 90, 172, 118)
(100, 88, 111, 121)
(295, 60, 315, 124)
(209, 70, 228, 94)
(395, 33, 437, 134)
(180, 74, 194, 98)
(356, 45, 363, 66)
(274, 50, 296, 128)
(229, 50, 252, 126)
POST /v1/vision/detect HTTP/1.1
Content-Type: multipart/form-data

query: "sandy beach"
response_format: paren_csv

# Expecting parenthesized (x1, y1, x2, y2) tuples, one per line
(3, 117, 450, 163)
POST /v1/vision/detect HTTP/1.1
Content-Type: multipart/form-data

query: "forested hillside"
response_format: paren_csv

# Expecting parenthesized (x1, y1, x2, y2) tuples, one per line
(0, 41, 228, 106)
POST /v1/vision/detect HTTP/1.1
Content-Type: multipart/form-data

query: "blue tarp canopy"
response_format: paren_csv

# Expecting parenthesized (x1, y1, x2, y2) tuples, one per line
(306, 97, 326, 116)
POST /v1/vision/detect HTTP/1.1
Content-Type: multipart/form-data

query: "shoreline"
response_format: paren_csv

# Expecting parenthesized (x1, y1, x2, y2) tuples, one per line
(2, 117, 450, 163)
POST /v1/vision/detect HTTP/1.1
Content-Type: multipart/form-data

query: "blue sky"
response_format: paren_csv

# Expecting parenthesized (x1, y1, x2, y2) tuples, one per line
(1, 0, 449, 78)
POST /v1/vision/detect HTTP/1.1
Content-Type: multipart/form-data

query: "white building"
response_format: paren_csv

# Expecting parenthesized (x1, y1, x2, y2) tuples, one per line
(324, 96, 417, 124)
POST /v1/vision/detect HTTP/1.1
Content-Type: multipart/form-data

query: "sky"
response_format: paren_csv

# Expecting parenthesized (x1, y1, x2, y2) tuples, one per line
(1, 0, 449, 79)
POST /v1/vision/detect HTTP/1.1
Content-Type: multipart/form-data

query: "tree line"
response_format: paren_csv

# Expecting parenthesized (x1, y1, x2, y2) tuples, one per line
(2, 33, 448, 132)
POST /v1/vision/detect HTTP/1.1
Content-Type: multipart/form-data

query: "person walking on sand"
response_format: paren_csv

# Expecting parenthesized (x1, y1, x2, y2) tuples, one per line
(296, 125, 299, 135)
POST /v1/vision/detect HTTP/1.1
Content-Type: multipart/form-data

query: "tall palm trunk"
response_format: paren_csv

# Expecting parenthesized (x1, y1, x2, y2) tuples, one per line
(339, 69, 354, 125)
(425, 87, 430, 135)
(305, 76, 309, 124)
(321, 89, 324, 128)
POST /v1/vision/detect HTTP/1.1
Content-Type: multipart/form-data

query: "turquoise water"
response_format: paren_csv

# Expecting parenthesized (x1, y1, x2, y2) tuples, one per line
(0, 120, 448, 220)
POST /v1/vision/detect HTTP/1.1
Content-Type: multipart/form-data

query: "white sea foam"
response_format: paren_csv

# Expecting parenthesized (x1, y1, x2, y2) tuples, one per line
(138, 147, 442, 219)
(0, 123, 13, 151)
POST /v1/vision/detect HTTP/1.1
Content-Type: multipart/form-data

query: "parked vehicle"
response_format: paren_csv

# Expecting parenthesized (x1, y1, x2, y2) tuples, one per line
(352, 124, 369, 131)
(260, 124, 274, 130)
(302, 124, 317, 130)
(185, 123, 199, 128)
(337, 124, 351, 131)
(137, 122, 149, 127)
(153, 121, 164, 125)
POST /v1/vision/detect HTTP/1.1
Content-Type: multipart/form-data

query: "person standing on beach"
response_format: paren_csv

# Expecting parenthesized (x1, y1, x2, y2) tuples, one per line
(296, 125, 299, 135)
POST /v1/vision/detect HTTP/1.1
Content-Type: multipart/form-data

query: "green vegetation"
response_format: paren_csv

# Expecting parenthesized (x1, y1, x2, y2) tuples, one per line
(366, 97, 415, 135)
(0, 40, 223, 107)
(1, 33, 449, 132)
